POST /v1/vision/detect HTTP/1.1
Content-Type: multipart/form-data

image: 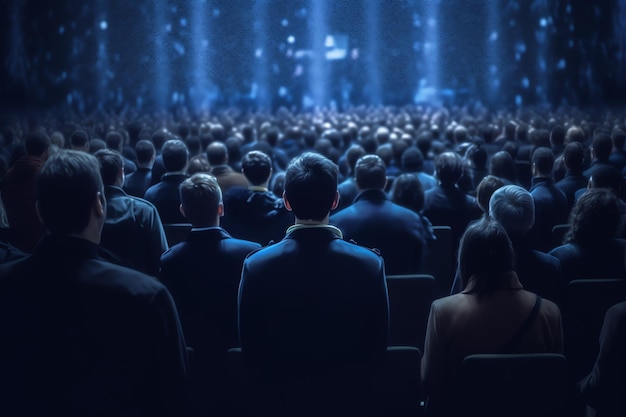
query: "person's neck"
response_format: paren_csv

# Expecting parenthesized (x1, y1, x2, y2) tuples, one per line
(295, 215, 329, 226)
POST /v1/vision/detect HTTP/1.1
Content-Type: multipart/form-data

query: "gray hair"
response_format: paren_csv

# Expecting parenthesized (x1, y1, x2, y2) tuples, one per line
(489, 185, 535, 235)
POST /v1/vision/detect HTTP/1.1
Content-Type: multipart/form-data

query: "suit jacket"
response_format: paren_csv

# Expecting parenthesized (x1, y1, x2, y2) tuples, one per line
(330, 189, 427, 275)
(101, 186, 168, 276)
(336, 177, 359, 212)
(423, 183, 483, 244)
(221, 187, 294, 245)
(422, 273, 563, 417)
(0, 235, 187, 416)
(238, 225, 389, 414)
(124, 166, 153, 198)
(529, 177, 569, 252)
(579, 301, 626, 417)
(210, 164, 248, 194)
(549, 239, 626, 284)
(555, 170, 589, 211)
(144, 173, 188, 224)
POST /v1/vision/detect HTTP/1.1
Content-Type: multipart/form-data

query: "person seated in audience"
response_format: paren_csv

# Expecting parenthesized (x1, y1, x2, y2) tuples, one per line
(583, 132, 614, 179)
(144, 139, 189, 224)
(555, 142, 588, 211)
(238, 152, 388, 416)
(423, 152, 482, 244)
(549, 188, 626, 283)
(69, 129, 90, 153)
(206, 141, 248, 193)
(159, 173, 260, 416)
(609, 128, 626, 172)
(422, 220, 563, 417)
(221, 150, 293, 245)
(401, 146, 437, 191)
(529, 147, 568, 252)
(475, 175, 506, 217)
(331, 154, 428, 274)
(105, 130, 137, 175)
(389, 172, 436, 244)
(1, 129, 50, 252)
(335, 144, 365, 212)
(89, 137, 106, 154)
(123, 139, 155, 197)
(186, 154, 211, 175)
(578, 301, 626, 417)
(489, 150, 519, 186)
(95, 149, 168, 276)
(0, 150, 187, 416)
(489, 185, 563, 305)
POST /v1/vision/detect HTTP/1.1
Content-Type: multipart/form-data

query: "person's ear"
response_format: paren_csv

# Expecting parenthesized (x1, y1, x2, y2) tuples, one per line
(283, 191, 293, 212)
(95, 192, 105, 218)
(330, 191, 339, 211)
(179, 204, 186, 218)
(217, 202, 224, 217)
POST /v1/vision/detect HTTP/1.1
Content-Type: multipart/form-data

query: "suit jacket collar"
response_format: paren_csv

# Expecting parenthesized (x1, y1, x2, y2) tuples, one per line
(354, 188, 388, 204)
(160, 173, 188, 183)
(285, 225, 343, 242)
(186, 227, 232, 243)
(104, 185, 128, 199)
(531, 176, 553, 190)
(210, 165, 234, 176)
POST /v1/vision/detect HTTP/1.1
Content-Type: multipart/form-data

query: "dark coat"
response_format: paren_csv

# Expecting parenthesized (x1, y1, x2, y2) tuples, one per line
(144, 173, 189, 224)
(331, 189, 428, 275)
(123, 166, 153, 198)
(529, 177, 569, 252)
(0, 235, 188, 416)
(555, 170, 589, 211)
(549, 239, 626, 284)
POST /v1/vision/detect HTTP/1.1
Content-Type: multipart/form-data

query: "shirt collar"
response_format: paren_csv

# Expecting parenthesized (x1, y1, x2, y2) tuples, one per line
(285, 223, 343, 239)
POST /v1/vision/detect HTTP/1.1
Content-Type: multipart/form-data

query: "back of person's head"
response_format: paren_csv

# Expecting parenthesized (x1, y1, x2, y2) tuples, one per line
(565, 188, 621, 245)
(435, 152, 463, 185)
(162, 139, 188, 172)
(135, 139, 156, 165)
(284, 152, 338, 221)
(563, 142, 585, 173)
(501, 141, 518, 159)
(38, 150, 104, 235)
(401, 147, 424, 172)
(531, 147, 554, 176)
(611, 128, 626, 151)
(105, 131, 124, 152)
(469, 145, 488, 170)
(416, 132, 432, 156)
(489, 184, 535, 236)
(504, 121, 517, 140)
(241, 150, 272, 186)
(50, 131, 65, 149)
(591, 132, 613, 161)
(187, 155, 211, 175)
(206, 141, 228, 165)
(454, 125, 469, 143)
(345, 144, 366, 175)
(550, 126, 566, 147)
(589, 165, 623, 193)
(476, 175, 506, 214)
(185, 136, 202, 157)
(458, 219, 515, 293)
(152, 129, 169, 151)
(89, 138, 106, 154)
(565, 126, 585, 144)
(94, 149, 123, 187)
(179, 173, 222, 227)
(25, 129, 51, 156)
(70, 129, 89, 149)
(355, 154, 387, 190)
(375, 143, 393, 167)
(390, 173, 425, 213)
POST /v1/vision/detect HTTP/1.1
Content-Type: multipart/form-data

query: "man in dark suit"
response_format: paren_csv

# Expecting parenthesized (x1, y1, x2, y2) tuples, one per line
(124, 139, 155, 197)
(0, 150, 187, 416)
(423, 152, 483, 244)
(207, 141, 248, 194)
(331, 154, 428, 275)
(95, 149, 168, 276)
(159, 173, 260, 416)
(144, 139, 189, 224)
(555, 142, 589, 212)
(238, 152, 389, 416)
(529, 147, 569, 252)
(221, 150, 293, 245)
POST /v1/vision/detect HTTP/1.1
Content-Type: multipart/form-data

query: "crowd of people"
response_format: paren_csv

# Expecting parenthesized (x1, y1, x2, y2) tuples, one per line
(1, 104, 625, 416)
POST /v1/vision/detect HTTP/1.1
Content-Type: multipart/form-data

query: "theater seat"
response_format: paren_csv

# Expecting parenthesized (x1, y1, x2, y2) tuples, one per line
(551, 223, 570, 248)
(419, 226, 453, 299)
(162, 223, 192, 247)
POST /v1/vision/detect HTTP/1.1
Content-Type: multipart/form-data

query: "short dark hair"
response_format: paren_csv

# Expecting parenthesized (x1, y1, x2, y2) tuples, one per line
(611, 129, 626, 150)
(458, 219, 515, 293)
(591, 133, 613, 161)
(187, 155, 211, 175)
(389, 173, 425, 213)
(179, 173, 222, 227)
(563, 142, 585, 173)
(94, 149, 123, 186)
(37, 150, 103, 235)
(531, 147, 554, 176)
(401, 147, 424, 172)
(241, 151, 272, 186)
(162, 139, 188, 172)
(206, 141, 228, 165)
(355, 154, 387, 190)
(105, 131, 124, 152)
(345, 145, 366, 174)
(135, 140, 156, 164)
(25, 129, 50, 156)
(284, 152, 338, 221)
(435, 152, 463, 184)
(476, 175, 505, 214)
(70, 129, 89, 148)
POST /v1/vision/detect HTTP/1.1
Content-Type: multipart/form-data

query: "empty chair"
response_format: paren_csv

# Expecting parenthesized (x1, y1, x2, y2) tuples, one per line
(459, 353, 567, 417)
(386, 274, 434, 350)
(419, 226, 453, 299)
(163, 223, 192, 247)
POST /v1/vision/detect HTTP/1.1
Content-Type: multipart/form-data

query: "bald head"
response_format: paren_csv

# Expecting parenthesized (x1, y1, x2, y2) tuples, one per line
(206, 141, 228, 165)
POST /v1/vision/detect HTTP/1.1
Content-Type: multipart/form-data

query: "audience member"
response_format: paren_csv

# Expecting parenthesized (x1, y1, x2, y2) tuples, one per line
(206, 141, 248, 193)
(144, 139, 189, 224)
(221, 150, 293, 245)
(1, 129, 50, 252)
(69, 129, 90, 152)
(475, 175, 506, 216)
(105, 130, 137, 175)
(336, 144, 365, 212)
(331, 154, 428, 274)
(401, 146, 437, 191)
(583, 132, 614, 179)
(489, 150, 519, 185)
(422, 220, 563, 417)
(0, 150, 187, 416)
(609, 129, 626, 172)
(95, 149, 168, 276)
(124, 139, 156, 197)
(555, 142, 588, 211)
(238, 152, 388, 416)
(159, 173, 260, 416)
(389, 173, 436, 243)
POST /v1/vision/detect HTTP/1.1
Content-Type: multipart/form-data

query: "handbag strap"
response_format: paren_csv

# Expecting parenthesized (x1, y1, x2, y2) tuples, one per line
(500, 294, 542, 354)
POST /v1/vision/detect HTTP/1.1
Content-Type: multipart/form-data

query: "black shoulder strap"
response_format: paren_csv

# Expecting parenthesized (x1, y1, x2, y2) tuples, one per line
(501, 295, 542, 354)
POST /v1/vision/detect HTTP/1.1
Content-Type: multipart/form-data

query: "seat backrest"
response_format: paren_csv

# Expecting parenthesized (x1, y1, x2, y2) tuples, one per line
(460, 353, 567, 417)
(386, 274, 434, 350)
(372, 346, 422, 417)
(419, 226, 453, 299)
(565, 278, 626, 380)
(551, 223, 570, 249)
(162, 223, 192, 247)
